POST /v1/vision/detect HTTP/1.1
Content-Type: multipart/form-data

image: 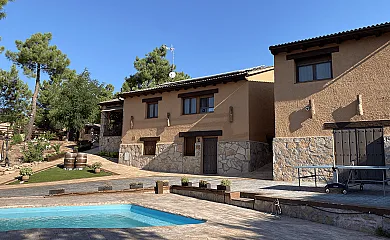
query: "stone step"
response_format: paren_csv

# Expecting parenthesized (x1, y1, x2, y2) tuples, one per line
(231, 197, 255, 202)
(229, 197, 255, 209)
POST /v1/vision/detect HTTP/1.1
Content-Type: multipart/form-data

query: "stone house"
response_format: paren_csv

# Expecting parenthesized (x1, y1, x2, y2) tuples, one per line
(103, 66, 275, 175)
(269, 22, 390, 181)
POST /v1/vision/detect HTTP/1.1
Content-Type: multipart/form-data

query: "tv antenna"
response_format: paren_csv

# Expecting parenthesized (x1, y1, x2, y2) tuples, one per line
(164, 44, 176, 79)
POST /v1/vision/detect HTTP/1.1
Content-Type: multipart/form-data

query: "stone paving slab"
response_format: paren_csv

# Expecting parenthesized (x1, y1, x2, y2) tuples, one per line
(2, 151, 390, 211)
(0, 193, 383, 239)
(2, 175, 390, 211)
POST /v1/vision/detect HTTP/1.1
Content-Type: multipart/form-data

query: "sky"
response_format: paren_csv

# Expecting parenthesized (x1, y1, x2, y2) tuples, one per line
(0, 0, 390, 92)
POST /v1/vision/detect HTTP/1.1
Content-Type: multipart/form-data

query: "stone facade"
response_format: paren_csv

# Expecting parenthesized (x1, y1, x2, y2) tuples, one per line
(119, 140, 271, 175)
(217, 141, 272, 175)
(99, 136, 122, 152)
(273, 136, 334, 181)
(119, 142, 201, 174)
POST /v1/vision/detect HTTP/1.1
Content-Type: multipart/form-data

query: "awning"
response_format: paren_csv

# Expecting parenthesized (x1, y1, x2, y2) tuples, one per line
(102, 107, 123, 112)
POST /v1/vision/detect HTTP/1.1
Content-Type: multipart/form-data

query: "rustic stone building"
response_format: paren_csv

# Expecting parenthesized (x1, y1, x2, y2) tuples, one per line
(99, 99, 123, 152)
(269, 22, 390, 181)
(101, 66, 275, 175)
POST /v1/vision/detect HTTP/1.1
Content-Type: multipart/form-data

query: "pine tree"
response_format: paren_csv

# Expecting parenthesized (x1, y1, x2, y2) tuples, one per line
(122, 45, 190, 92)
(0, 0, 13, 54)
(6, 32, 70, 140)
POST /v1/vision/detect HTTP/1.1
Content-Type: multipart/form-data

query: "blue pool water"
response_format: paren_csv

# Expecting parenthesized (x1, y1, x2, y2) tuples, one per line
(0, 204, 204, 232)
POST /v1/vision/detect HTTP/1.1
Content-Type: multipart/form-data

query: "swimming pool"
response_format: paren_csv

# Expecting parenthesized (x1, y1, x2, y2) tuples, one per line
(0, 204, 204, 232)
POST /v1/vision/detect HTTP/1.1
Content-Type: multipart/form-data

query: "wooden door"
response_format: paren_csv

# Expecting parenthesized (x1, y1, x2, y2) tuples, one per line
(334, 128, 384, 181)
(203, 137, 217, 174)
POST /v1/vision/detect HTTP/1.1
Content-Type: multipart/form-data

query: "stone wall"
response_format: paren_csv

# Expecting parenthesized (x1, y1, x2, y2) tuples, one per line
(273, 136, 334, 181)
(99, 136, 121, 152)
(218, 141, 272, 175)
(119, 140, 271, 175)
(249, 141, 272, 171)
(119, 142, 202, 174)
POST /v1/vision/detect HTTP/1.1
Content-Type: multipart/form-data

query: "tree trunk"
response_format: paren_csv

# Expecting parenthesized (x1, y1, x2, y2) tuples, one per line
(25, 64, 41, 141)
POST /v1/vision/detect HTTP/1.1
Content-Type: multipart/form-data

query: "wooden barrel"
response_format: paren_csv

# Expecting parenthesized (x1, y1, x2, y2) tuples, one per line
(64, 153, 77, 169)
(75, 153, 87, 169)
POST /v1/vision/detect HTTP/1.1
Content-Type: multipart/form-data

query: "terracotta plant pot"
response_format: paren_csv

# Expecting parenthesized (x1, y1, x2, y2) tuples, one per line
(21, 175, 30, 181)
(94, 168, 101, 173)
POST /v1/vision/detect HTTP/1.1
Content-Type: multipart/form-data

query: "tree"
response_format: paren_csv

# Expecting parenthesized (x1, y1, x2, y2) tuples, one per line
(6, 32, 70, 141)
(0, 0, 13, 54)
(36, 68, 76, 130)
(122, 45, 190, 92)
(0, 65, 32, 126)
(49, 69, 113, 135)
(0, 0, 12, 20)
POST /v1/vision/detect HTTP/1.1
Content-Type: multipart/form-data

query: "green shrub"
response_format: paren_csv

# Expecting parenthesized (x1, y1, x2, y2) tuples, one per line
(376, 227, 390, 238)
(20, 167, 33, 176)
(42, 131, 56, 141)
(23, 139, 50, 162)
(91, 162, 102, 170)
(199, 180, 208, 185)
(181, 176, 189, 184)
(220, 179, 231, 186)
(11, 134, 23, 145)
(97, 151, 119, 158)
(51, 143, 61, 154)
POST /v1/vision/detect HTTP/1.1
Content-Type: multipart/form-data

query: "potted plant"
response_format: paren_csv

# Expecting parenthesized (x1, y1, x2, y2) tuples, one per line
(91, 162, 102, 173)
(199, 180, 211, 189)
(181, 177, 192, 187)
(98, 181, 113, 191)
(217, 179, 231, 191)
(129, 182, 143, 189)
(162, 180, 169, 187)
(20, 167, 33, 181)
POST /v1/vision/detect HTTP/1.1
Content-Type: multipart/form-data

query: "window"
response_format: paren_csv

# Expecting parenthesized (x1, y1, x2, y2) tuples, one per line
(147, 102, 158, 118)
(184, 137, 196, 156)
(183, 98, 197, 115)
(200, 96, 214, 113)
(296, 55, 332, 82)
(144, 141, 156, 155)
(183, 96, 214, 114)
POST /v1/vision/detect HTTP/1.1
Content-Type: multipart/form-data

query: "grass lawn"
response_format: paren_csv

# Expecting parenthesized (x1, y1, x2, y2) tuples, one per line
(9, 165, 112, 185)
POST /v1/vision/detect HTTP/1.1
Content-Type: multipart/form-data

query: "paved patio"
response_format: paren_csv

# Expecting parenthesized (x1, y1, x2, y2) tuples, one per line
(0, 193, 383, 239)
(1, 151, 390, 210)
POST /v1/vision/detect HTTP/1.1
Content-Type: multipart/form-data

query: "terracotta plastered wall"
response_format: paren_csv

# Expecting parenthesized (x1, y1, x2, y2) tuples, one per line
(248, 81, 275, 142)
(121, 81, 250, 144)
(274, 33, 390, 138)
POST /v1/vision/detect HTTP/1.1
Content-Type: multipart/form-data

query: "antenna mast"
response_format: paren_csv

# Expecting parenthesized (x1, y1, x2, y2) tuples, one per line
(164, 44, 176, 79)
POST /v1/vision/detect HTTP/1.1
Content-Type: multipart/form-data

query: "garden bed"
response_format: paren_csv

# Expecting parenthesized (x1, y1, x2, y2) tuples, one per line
(8, 165, 112, 185)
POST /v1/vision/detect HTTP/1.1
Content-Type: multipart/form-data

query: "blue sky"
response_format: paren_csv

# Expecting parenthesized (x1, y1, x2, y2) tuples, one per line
(0, 0, 389, 92)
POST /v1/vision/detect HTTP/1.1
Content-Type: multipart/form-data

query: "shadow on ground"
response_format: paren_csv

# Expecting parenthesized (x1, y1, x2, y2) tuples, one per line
(2, 228, 167, 240)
